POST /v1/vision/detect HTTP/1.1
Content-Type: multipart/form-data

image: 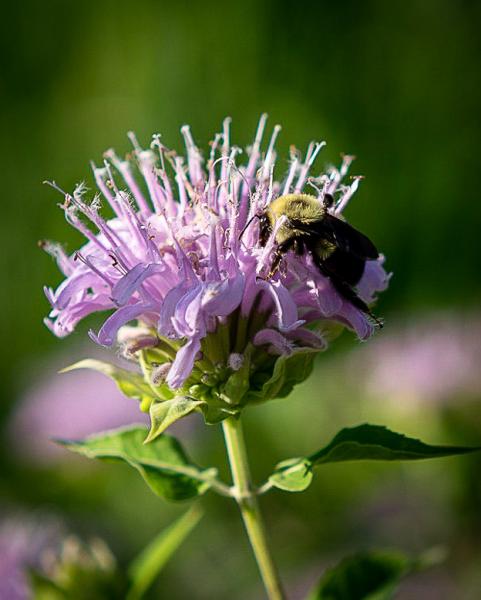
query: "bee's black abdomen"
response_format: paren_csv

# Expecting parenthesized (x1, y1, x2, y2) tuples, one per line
(306, 241, 371, 316)
(322, 248, 365, 286)
(323, 271, 370, 313)
(321, 214, 379, 260)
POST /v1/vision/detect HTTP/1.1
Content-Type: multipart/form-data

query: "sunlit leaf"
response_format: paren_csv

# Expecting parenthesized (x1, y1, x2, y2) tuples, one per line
(55, 426, 217, 501)
(146, 397, 205, 442)
(310, 424, 480, 464)
(268, 424, 480, 493)
(268, 458, 312, 492)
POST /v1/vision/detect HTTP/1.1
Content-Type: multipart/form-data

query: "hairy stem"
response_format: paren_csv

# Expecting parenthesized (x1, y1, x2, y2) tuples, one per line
(222, 417, 286, 600)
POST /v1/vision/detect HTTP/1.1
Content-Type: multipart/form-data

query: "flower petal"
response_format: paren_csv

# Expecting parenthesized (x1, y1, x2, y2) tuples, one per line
(54, 270, 106, 310)
(172, 284, 205, 338)
(166, 337, 202, 388)
(258, 280, 305, 332)
(158, 283, 191, 338)
(111, 263, 165, 306)
(253, 328, 295, 355)
(337, 302, 374, 340)
(357, 257, 391, 303)
(202, 273, 245, 317)
(287, 328, 327, 349)
(91, 303, 152, 346)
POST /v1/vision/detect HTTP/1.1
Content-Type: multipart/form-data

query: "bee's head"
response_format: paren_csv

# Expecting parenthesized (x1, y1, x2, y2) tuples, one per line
(323, 193, 335, 209)
(238, 210, 271, 246)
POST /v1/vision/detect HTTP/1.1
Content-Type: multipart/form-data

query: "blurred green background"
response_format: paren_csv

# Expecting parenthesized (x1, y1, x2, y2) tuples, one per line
(2, 0, 481, 598)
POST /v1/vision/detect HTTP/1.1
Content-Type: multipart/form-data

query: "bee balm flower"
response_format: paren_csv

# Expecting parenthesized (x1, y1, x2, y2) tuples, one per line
(43, 116, 389, 438)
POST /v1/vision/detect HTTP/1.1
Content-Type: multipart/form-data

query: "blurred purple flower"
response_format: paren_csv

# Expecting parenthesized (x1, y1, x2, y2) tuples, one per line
(0, 514, 121, 599)
(43, 116, 388, 392)
(0, 515, 63, 600)
(352, 312, 481, 406)
(9, 354, 148, 463)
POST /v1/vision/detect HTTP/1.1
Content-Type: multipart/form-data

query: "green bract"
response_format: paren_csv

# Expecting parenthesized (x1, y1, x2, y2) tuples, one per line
(64, 328, 319, 442)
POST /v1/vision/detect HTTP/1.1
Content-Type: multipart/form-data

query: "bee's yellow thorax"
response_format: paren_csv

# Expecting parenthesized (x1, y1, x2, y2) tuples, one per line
(266, 194, 325, 244)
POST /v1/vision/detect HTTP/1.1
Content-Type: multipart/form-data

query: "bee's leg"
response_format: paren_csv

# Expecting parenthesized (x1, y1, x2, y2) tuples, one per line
(267, 239, 296, 278)
(292, 239, 304, 255)
(266, 250, 284, 279)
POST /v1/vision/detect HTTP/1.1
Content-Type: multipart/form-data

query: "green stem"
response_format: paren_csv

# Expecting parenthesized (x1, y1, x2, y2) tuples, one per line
(222, 417, 286, 600)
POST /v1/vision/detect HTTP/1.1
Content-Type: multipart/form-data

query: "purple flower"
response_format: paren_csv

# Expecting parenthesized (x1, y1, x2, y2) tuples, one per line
(0, 515, 63, 600)
(8, 348, 150, 464)
(0, 515, 119, 599)
(43, 116, 389, 435)
(351, 312, 481, 408)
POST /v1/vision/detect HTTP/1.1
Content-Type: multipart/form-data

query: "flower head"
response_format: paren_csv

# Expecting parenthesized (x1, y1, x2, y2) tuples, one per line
(44, 116, 389, 437)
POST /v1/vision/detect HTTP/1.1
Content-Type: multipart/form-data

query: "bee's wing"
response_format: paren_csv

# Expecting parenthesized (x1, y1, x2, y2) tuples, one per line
(293, 214, 379, 260)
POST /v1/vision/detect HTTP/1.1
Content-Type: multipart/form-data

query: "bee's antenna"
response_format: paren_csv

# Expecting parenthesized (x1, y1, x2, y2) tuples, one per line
(238, 213, 259, 241)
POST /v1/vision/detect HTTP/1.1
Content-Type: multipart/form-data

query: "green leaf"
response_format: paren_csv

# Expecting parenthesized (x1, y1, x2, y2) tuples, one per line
(30, 571, 67, 600)
(268, 458, 313, 492)
(247, 348, 317, 404)
(127, 506, 202, 600)
(307, 547, 446, 600)
(146, 397, 205, 442)
(307, 550, 412, 600)
(199, 400, 240, 425)
(61, 359, 159, 405)
(310, 424, 480, 465)
(275, 349, 317, 399)
(55, 426, 217, 501)
(268, 424, 480, 493)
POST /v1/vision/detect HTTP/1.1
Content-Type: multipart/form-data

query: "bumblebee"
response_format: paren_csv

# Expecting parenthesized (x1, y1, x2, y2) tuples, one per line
(257, 193, 382, 325)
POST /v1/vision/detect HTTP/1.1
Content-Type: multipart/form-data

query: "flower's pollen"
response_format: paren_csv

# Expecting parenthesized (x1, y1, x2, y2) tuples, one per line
(44, 117, 389, 398)
(151, 362, 172, 385)
(228, 353, 244, 371)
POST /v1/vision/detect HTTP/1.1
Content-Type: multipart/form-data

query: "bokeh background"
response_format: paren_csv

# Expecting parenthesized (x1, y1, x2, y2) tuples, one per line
(2, 0, 481, 598)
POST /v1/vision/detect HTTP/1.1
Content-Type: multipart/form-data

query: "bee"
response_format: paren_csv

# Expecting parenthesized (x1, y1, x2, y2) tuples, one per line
(254, 193, 382, 326)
